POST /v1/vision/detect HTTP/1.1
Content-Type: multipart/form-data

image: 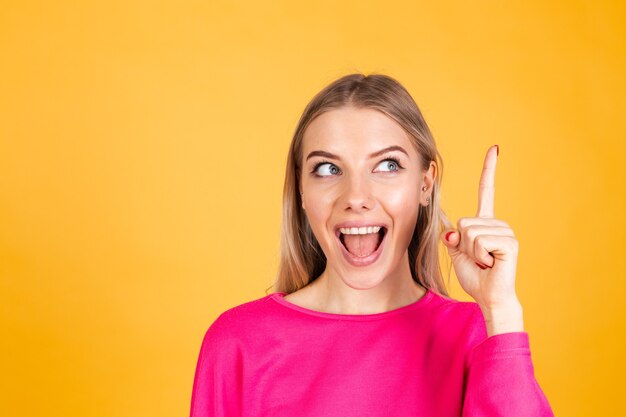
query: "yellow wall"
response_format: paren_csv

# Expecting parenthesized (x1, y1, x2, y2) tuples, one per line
(1, 1, 624, 415)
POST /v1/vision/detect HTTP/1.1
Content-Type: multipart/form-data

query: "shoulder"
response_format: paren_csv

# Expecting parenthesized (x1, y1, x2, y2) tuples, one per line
(199, 293, 279, 347)
(426, 291, 487, 345)
(192, 295, 277, 387)
(428, 290, 484, 324)
(214, 293, 276, 325)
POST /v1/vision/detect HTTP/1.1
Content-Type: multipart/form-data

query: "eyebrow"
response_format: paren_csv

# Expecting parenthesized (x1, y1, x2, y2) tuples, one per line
(305, 145, 409, 162)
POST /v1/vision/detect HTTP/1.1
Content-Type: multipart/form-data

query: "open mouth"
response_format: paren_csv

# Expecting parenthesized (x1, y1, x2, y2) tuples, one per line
(338, 226, 387, 259)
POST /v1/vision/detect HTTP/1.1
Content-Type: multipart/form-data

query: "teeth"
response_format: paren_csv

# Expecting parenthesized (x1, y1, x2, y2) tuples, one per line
(339, 226, 382, 235)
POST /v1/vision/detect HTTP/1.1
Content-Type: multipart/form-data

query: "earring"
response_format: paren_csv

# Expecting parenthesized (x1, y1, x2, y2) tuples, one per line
(426, 197, 430, 205)
(422, 185, 427, 191)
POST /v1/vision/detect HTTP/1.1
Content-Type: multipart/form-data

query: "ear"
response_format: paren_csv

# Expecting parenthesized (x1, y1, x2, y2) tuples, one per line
(421, 161, 437, 205)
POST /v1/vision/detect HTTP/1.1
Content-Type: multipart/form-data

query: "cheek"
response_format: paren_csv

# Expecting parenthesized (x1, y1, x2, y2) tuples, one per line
(384, 188, 415, 209)
(379, 183, 420, 238)
(303, 190, 336, 244)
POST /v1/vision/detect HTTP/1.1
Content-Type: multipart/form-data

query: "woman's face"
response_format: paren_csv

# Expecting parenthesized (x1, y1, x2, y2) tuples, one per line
(300, 106, 435, 289)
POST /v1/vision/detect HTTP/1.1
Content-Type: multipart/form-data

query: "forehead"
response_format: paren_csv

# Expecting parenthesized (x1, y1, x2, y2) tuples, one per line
(302, 106, 415, 158)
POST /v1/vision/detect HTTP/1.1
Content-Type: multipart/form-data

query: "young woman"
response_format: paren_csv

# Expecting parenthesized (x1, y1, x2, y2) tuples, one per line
(190, 73, 554, 416)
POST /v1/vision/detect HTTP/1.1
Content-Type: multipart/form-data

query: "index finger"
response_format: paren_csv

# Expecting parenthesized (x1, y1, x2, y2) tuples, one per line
(476, 145, 498, 218)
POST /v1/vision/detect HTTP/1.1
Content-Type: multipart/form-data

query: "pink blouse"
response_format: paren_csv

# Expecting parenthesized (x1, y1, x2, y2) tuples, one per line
(190, 288, 554, 416)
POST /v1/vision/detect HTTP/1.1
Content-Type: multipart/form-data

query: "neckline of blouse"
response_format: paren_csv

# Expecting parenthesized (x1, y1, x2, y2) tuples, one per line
(269, 287, 434, 321)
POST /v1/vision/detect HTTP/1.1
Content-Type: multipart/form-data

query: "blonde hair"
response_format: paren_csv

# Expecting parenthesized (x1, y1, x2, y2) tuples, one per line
(266, 73, 453, 296)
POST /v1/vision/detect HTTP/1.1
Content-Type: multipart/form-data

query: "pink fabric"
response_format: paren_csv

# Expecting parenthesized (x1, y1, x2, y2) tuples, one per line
(190, 288, 554, 416)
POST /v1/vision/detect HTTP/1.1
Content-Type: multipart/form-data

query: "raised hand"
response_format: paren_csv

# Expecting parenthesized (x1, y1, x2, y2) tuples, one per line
(440, 145, 524, 336)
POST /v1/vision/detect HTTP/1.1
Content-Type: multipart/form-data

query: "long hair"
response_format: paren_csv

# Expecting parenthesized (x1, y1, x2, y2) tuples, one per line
(266, 73, 453, 296)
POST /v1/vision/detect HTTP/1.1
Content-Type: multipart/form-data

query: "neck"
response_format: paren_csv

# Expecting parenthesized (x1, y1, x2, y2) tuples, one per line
(310, 252, 426, 315)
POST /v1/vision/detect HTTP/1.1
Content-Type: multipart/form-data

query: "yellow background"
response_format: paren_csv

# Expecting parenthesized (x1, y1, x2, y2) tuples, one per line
(1, 1, 624, 416)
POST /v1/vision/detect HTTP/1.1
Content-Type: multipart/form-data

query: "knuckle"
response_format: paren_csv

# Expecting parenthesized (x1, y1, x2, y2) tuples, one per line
(465, 226, 478, 241)
(457, 217, 471, 229)
(497, 226, 514, 236)
(491, 218, 509, 228)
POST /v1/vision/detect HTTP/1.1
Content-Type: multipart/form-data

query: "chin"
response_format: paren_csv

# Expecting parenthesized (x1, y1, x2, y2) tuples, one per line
(341, 274, 385, 290)
(333, 256, 395, 290)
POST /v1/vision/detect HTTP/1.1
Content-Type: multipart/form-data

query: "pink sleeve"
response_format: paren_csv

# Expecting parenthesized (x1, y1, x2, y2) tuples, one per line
(462, 309, 554, 416)
(189, 315, 243, 417)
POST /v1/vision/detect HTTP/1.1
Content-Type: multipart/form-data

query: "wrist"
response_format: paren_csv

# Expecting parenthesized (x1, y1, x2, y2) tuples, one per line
(480, 300, 525, 337)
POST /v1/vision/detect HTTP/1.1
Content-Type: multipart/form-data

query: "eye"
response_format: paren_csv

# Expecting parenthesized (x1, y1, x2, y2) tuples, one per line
(374, 158, 403, 172)
(313, 162, 341, 177)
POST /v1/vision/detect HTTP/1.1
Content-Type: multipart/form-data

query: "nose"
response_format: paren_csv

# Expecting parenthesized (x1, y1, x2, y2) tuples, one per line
(341, 174, 374, 212)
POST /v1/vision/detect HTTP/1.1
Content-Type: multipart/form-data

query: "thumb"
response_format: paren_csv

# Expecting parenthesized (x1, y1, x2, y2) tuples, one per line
(441, 229, 460, 253)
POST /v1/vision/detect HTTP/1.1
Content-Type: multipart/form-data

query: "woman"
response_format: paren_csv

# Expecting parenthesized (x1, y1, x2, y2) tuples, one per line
(190, 73, 554, 416)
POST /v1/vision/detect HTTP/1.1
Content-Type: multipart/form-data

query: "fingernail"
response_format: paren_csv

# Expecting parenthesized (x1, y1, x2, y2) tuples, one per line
(445, 231, 454, 241)
(495, 144, 499, 156)
(475, 262, 488, 270)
